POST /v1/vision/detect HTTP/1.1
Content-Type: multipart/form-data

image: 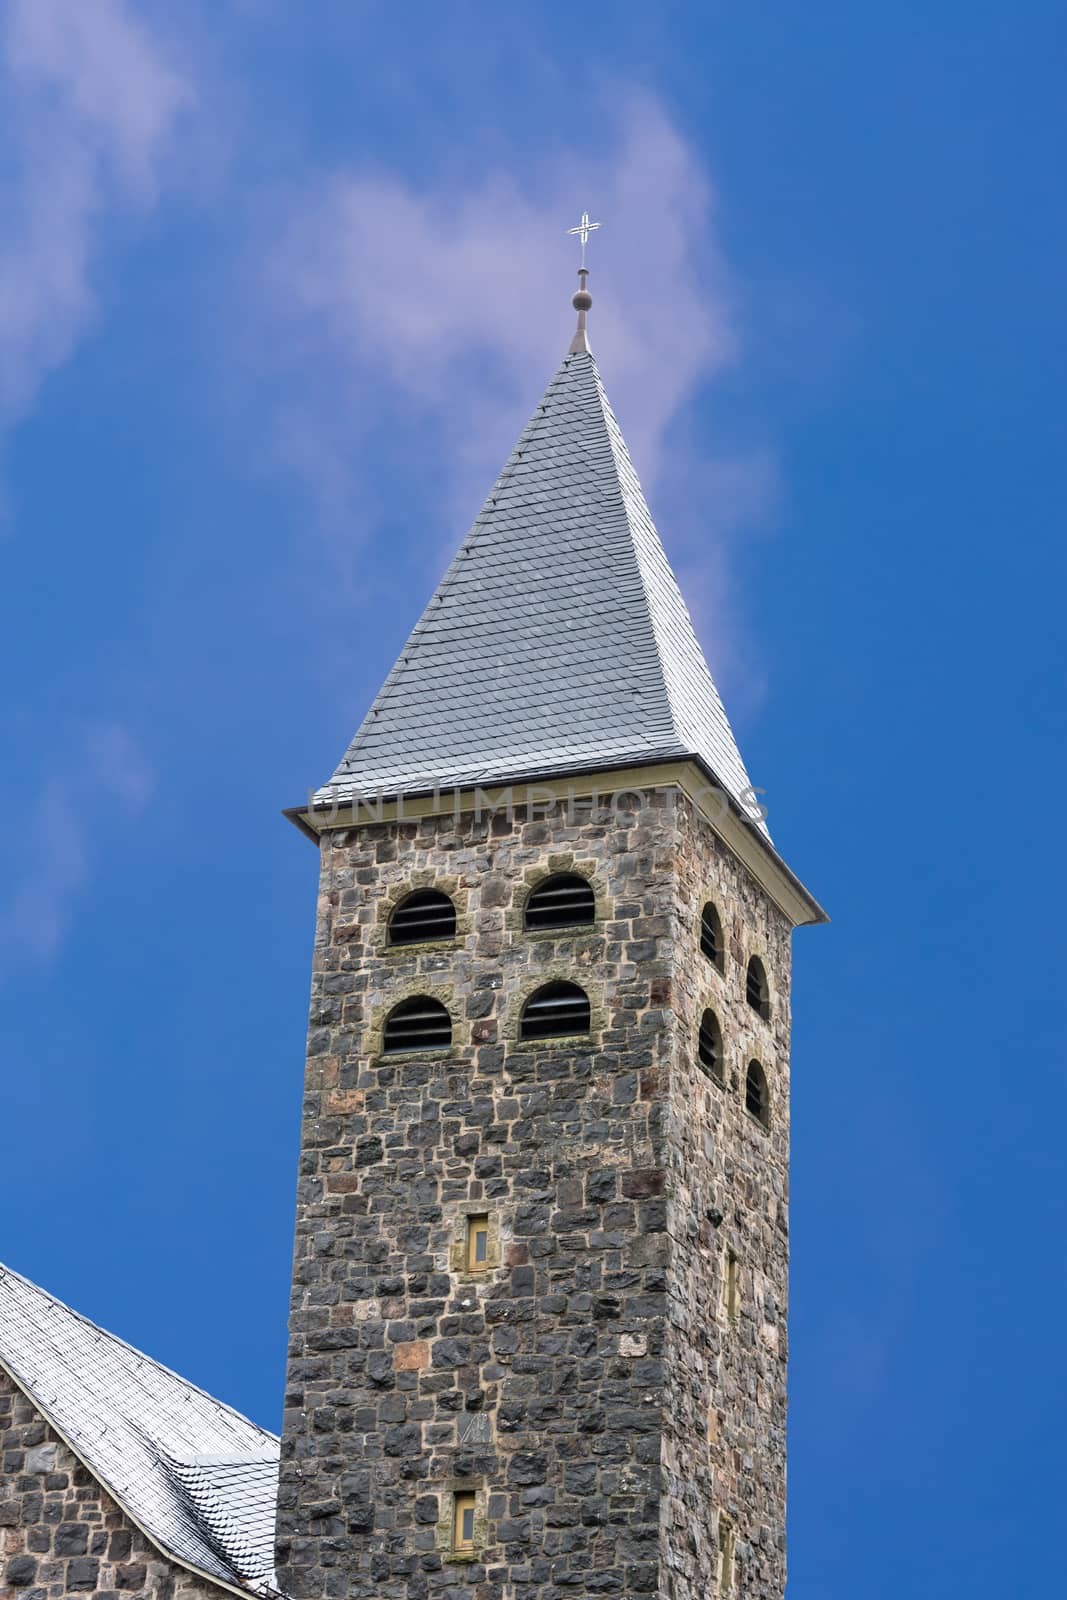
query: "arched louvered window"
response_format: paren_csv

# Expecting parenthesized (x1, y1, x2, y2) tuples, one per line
(382, 996, 452, 1054)
(700, 902, 724, 970)
(388, 889, 457, 946)
(746, 956, 771, 1021)
(519, 981, 591, 1041)
(697, 1008, 724, 1086)
(745, 1060, 770, 1128)
(524, 873, 596, 931)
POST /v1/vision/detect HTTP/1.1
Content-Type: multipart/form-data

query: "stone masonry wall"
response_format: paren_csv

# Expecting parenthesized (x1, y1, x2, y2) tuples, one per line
(276, 781, 793, 1600)
(0, 1369, 227, 1600)
(276, 790, 680, 1600)
(662, 796, 792, 1600)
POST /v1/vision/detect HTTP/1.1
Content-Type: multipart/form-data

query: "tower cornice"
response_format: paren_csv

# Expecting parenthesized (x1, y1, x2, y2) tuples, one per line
(283, 754, 827, 929)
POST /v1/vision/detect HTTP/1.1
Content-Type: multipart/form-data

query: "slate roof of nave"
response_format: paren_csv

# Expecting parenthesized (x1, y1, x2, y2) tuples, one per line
(316, 346, 770, 840)
(0, 1263, 279, 1596)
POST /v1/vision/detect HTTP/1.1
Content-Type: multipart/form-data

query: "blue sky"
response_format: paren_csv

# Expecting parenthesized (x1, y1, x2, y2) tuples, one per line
(2, 2, 1065, 1595)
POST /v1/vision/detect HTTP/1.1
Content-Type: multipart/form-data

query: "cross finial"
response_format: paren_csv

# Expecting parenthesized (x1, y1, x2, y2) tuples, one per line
(566, 211, 601, 269)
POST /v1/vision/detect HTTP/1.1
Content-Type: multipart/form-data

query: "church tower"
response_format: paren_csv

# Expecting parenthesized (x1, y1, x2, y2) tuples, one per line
(275, 257, 825, 1600)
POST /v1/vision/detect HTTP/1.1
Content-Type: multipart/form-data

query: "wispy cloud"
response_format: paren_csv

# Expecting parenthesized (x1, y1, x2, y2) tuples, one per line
(0, 0, 190, 441)
(263, 92, 730, 508)
(252, 91, 776, 706)
(0, 722, 155, 970)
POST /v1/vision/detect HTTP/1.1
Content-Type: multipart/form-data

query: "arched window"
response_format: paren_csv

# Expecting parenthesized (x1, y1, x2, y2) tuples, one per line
(700, 902, 724, 970)
(745, 1060, 770, 1128)
(524, 873, 596, 931)
(382, 996, 452, 1054)
(697, 1008, 724, 1086)
(746, 956, 771, 1021)
(519, 981, 591, 1041)
(388, 889, 457, 946)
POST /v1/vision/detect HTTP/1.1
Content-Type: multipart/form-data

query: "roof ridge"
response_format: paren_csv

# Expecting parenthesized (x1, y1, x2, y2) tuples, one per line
(586, 358, 765, 835)
(0, 1260, 278, 1445)
(587, 358, 683, 757)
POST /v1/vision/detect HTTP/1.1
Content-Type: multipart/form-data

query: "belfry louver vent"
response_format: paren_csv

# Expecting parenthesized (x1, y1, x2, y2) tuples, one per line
(746, 956, 771, 1021)
(383, 996, 452, 1054)
(519, 981, 591, 1041)
(698, 1008, 724, 1086)
(524, 874, 595, 931)
(700, 903, 723, 969)
(388, 890, 457, 946)
(746, 1060, 770, 1128)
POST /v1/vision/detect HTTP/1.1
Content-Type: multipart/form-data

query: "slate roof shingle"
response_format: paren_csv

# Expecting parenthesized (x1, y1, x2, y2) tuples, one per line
(0, 1263, 279, 1595)
(316, 347, 769, 838)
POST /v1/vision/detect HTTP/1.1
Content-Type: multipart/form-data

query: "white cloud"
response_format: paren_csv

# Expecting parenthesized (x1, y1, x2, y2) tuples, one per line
(0, 0, 190, 436)
(0, 722, 155, 970)
(255, 91, 776, 705)
(266, 92, 730, 499)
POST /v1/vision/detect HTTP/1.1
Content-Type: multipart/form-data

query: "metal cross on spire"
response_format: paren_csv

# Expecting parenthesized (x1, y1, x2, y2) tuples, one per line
(565, 212, 601, 355)
(566, 211, 602, 268)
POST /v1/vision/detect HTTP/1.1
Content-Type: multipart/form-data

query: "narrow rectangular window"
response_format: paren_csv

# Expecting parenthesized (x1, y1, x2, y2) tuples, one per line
(724, 1251, 740, 1322)
(717, 1514, 735, 1594)
(453, 1491, 477, 1552)
(466, 1215, 489, 1271)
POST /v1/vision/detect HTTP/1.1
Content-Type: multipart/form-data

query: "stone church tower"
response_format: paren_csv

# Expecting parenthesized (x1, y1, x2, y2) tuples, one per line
(275, 270, 824, 1600)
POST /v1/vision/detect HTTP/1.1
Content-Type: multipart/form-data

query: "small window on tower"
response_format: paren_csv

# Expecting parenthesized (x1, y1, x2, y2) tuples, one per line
(723, 1251, 740, 1322)
(466, 1215, 490, 1272)
(746, 955, 771, 1021)
(745, 1060, 770, 1129)
(524, 873, 596, 931)
(717, 1514, 736, 1595)
(700, 902, 724, 970)
(697, 1008, 725, 1087)
(382, 996, 452, 1054)
(519, 981, 591, 1041)
(388, 889, 456, 946)
(452, 1491, 477, 1553)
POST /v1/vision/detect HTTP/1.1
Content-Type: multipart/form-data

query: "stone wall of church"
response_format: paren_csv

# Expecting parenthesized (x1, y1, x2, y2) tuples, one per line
(276, 789, 680, 1600)
(276, 780, 794, 1600)
(0, 1370, 228, 1600)
(661, 796, 792, 1600)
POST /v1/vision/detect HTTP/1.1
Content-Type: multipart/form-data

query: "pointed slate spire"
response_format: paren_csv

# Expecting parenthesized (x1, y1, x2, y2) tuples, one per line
(316, 338, 766, 835)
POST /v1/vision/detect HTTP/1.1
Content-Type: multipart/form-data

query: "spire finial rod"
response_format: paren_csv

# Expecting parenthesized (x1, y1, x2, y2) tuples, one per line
(566, 212, 601, 355)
